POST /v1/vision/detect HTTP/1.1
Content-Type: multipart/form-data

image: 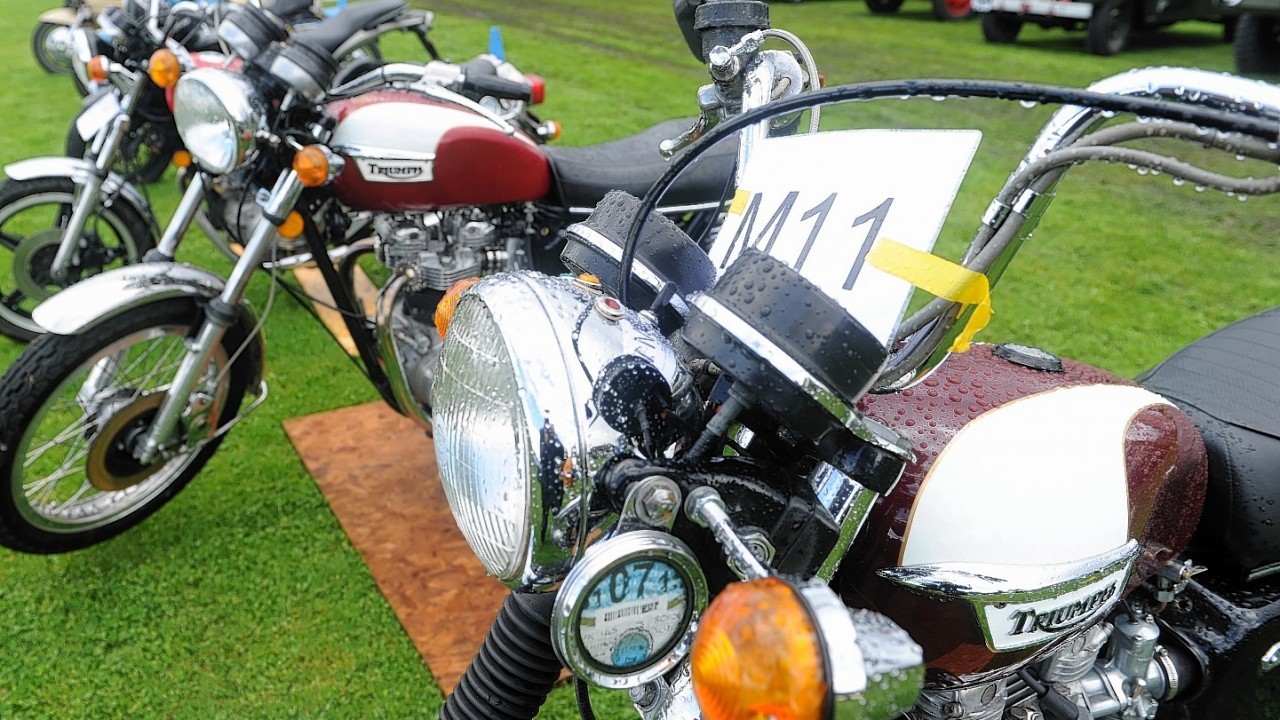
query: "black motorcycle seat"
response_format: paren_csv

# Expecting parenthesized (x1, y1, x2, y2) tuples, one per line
(291, 0, 407, 54)
(1139, 305, 1280, 580)
(265, 0, 319, 21)
(543, 118, 738, 210)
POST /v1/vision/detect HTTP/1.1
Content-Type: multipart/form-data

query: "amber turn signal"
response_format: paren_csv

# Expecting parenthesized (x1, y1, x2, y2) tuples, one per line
(171, 150, 192, 168)
(86, 55, 110, 83)
(434, 277, 482, 338)
(691, 577, 828, 720)
(148, 49, 181, 89)
(293, 145, 332, 187)
(277, 211, 305, 240)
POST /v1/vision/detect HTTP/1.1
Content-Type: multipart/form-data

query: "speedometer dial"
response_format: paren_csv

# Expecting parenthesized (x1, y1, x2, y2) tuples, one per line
(579, 557, 690, 669)
(552, 531, 708, 688)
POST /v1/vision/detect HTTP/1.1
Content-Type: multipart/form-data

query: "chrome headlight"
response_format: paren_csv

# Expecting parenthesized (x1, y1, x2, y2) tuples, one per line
(433, 273, 692, 591)
(173, 68, 265, 175)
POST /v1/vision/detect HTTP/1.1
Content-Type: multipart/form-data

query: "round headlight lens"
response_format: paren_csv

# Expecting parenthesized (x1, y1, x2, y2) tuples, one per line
(433, 294, 532, 582)
(173, 68, 263, 175)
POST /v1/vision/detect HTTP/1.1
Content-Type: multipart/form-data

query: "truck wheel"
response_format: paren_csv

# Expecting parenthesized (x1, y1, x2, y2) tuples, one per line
(1234, 14, 1280, 74)
(1085, 0, 1133, 55)
(932, 0, 973, 19)
(982, 12, 1024, 42)
(866, 0, 906, 14)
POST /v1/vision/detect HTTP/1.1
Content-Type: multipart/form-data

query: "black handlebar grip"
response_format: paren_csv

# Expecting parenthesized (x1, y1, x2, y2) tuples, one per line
(462, 73, 532, 102)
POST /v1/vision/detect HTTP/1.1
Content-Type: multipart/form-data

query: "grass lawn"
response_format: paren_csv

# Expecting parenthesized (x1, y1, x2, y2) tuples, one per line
(1, 0, 1277, 718)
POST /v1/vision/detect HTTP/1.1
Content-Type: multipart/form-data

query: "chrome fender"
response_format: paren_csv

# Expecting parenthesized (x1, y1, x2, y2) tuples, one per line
(38, 8, 78, 25)
(32, 262, 266, 388)
(4, 156, 153, 229)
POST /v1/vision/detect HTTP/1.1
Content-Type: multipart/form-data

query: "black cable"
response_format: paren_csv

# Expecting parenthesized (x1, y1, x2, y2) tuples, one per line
(574, 679, 598, 720)
(617, 77, 1280, 308)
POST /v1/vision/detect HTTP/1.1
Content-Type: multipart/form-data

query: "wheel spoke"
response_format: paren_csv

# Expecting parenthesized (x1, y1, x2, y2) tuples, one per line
(24, 413, 92, 465)
(0, 230, 24, 251)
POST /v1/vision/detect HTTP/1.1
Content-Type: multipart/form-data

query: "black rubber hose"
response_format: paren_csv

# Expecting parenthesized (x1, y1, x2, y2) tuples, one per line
(440, 592, 563, 720)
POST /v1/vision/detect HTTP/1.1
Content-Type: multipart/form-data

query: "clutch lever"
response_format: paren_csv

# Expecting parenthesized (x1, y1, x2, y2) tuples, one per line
(659, 85, 725, 157)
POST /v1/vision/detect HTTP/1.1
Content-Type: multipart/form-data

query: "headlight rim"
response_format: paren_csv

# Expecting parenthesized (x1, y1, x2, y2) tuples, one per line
(433, 272, 692, 593)
(173, 67, 265, 176)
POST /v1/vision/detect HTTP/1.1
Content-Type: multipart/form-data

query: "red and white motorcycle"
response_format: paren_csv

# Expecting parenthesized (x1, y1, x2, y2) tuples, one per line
(0, 4, 734, 553)
(429, 2, 1280, 719)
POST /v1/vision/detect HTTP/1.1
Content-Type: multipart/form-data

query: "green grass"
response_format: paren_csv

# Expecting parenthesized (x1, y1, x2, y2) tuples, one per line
(1, 0, 1277, 718)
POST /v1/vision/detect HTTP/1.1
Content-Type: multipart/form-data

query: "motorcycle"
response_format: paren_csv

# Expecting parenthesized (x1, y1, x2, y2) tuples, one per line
(428, 2, 1280, 719)
(0, 0, 437, 341)
(0, 5, 736, 554)
(31, 0, 122, 77)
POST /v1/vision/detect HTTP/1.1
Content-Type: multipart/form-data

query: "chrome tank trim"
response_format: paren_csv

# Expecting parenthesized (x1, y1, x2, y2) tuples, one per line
(689, 293, 914, 464)
(880, 540, 1139, 653)
(31, 262, 266, 389)
(373, 274, 433, 431)
(4, 156, 152, 222)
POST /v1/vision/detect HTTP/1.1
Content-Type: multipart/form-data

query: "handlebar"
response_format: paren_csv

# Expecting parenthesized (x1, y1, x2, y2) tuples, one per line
(461, 72, 532, 102)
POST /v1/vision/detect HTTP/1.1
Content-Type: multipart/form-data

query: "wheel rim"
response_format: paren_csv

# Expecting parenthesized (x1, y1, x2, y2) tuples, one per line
(1107, 5, 1129, 47)
(35, 24, 76, 75)
(0, 188, 143, 334)
(11, 323, 230, 533)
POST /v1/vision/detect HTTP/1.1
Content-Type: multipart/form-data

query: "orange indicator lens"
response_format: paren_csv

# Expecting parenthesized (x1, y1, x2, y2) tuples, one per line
(148, 49, 181, 89)
(434, 277, 482, 338)
(691, 577, 828, 720)
(293, 145, 331, 187)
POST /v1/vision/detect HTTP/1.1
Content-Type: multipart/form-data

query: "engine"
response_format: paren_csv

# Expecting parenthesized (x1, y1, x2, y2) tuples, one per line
(373, 209, 528, 292)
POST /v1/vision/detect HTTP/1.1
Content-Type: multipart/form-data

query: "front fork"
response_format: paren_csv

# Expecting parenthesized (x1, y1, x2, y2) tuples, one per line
(50, 79, 144, 281)
(134, 169, 303, 464)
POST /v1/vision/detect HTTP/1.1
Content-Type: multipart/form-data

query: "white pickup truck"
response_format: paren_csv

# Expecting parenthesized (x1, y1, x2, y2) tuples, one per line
(972, 0, 1237, 55)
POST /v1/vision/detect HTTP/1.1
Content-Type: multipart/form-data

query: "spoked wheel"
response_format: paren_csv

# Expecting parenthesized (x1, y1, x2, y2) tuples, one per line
(0, 176, 153, 341)
(65, 116, 177, 184)
(32, 22, 75, 75)
(0, 298, 255, 553)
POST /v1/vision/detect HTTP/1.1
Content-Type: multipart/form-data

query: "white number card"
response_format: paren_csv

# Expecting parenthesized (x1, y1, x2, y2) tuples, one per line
(707, 129, 981, 345)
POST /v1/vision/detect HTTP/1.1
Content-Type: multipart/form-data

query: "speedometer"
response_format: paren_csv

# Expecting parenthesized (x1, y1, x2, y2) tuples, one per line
(552, 531, 708, 688)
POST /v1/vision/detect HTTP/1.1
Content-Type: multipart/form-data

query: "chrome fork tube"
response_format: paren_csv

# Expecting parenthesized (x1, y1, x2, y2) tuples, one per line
(50, 81, 143, 280)
(136, 170, 303, 464)
(154, 172, 207, 259)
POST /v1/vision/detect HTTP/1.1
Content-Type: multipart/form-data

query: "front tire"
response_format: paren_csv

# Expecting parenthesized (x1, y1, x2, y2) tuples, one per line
(982, 12, 1024, 42)
(0, 298, 255, 553)
(0, 175, 154, 341)
(1234, 14, 1280, 75)
(1085, 0, 1133, 56)
(31, 22, 74, 75)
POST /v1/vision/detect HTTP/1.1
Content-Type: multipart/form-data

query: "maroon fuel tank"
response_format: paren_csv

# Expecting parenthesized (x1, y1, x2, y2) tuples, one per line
(324, 90, 551, 212)
(840, 344, 1207, 685)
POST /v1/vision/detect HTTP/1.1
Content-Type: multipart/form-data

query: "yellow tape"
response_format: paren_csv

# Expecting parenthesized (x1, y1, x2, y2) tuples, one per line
(866, 238, 992, 353)
(728, 189, 750, 215)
